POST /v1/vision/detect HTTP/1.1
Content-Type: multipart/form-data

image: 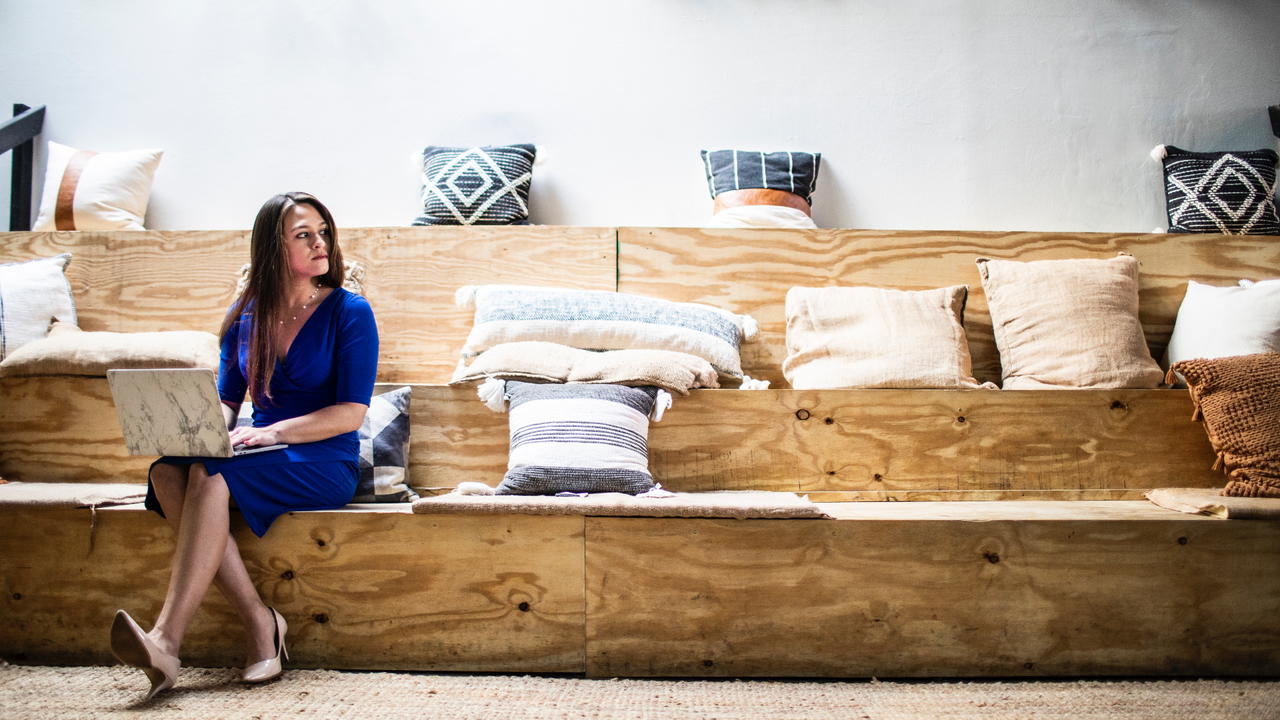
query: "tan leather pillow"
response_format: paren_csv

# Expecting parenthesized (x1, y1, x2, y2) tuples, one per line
(0, 322, 220, 377)
(449, 341, 718, 395)
(1171, 353, 1280, 498)
(977, 254, 1163, 390)
(783, 285, 993, 389)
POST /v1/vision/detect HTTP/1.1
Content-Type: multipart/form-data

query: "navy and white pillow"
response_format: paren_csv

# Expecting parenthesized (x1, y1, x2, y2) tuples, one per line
(456, 285, 757, 379)
(1158, 145, 1279, 235)
(700, 149, 821, 207)
(495, 381, 660, 496)
(413, 144, 536, 226)
(236, 386, 415, 503)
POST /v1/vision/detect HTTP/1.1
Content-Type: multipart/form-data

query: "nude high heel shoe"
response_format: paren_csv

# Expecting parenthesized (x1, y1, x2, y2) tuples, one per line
(243, 607, 288, 683)
(110, 610, 180, 700)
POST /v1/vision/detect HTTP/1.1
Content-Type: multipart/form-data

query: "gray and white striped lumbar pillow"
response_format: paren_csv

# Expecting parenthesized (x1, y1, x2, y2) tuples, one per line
(456, 285, 756, 379)
(495, 381, 661, 496)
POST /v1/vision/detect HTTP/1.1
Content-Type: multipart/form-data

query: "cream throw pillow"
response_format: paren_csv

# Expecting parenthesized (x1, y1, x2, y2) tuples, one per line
(1165, 279, 1280, 369)
(0, 322, 219, 377)
(33, 141, 163, 231)
(783, 284, 992, 389)
(450, 341, 719, 395)
(977, 254, 1163, 390)
(0, 253, 76, 361)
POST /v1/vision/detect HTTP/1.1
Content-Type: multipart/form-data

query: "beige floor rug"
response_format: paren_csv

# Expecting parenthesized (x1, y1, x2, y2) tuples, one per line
(2, 664, 1278, 719)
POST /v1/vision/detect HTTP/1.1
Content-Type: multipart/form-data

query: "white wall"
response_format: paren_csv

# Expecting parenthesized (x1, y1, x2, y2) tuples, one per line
(2, 0, 1277, 232)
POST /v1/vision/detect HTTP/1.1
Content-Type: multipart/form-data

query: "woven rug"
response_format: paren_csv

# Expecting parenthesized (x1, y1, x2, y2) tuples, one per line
(412, 490, 832, 519)
(2, 665, 1278, 719)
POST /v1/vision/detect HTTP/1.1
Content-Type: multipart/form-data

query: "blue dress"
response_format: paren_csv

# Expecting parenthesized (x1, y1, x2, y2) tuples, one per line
(146, 288, 379, 537)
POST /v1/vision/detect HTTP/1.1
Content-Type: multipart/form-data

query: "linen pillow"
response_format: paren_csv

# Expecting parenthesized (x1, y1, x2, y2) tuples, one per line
(0, 253, 76, 361)
(705, 205, 817, 229)
(1171, 353, 1280, 498)
(412, 144, 536, 226)
(976, 254, 1164, 390)
(783, 285, 992, 390)
(701, 150, 821, 208)
(488, 380, 662, 496)
(450, 341, 718, 395)
(0, 322, 219, 377)
(33, 141, 163, 231)
(456, 285, 757, 378)
(1156, 145, 1280, 235)
(236, 386, 415, 503)
(1164, 279, 1280, 374)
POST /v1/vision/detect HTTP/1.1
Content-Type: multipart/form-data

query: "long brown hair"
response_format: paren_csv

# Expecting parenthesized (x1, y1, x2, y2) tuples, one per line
(221, 192, 345, 405)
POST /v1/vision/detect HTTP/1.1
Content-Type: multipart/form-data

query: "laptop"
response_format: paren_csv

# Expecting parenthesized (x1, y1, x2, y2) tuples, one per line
(107, 368, 287, 458)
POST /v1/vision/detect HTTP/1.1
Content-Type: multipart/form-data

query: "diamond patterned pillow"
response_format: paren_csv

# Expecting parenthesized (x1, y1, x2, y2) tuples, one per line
(1159, 145, 1279, 235)
(236, 386, 415, 503)
(413, 144, 536, 226)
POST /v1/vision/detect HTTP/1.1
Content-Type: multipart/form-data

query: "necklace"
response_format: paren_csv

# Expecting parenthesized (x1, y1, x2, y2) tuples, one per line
(280, 283, 322, 324)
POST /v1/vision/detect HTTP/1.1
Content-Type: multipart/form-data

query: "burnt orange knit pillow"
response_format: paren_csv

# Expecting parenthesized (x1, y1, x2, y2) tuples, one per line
(1171, 353, 1280, 498)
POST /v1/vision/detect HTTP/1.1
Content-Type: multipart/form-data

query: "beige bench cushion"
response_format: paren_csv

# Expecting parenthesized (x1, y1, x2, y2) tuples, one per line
(0, 322, 219, 377)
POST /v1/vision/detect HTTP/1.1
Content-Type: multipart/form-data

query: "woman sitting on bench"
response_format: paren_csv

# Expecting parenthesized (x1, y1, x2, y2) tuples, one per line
(109, 192, 379, 699)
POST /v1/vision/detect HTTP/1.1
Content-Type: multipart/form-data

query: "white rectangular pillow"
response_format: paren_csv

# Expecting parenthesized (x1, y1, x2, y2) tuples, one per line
(1165, 279, 1280, 368)
(0, 254, 76, 361)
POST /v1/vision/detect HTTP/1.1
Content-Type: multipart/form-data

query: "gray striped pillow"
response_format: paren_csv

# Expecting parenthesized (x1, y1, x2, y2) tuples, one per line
(496, 381, 658, 496)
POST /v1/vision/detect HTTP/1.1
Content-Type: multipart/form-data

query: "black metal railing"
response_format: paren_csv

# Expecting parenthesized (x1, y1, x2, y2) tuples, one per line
(0, 104, 46, 231)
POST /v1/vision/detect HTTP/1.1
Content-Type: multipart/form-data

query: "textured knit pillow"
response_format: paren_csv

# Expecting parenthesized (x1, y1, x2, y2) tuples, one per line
(977, 254, 1164, 390)
(701, 150, 821, 207)
(492, 380, 661, 496)
(456, 285, 757, 378)
(783, 285, 992, 390)
(0, 253, 76, 361)
(1164, 280, 1280, 374)
(412, 144, 536, 226)
(33, 142, 163, 231)
(0, 322, 219, 377)
(236, 386, 415, 503)
(1171, 353, 1280, 498)
(1156, 145, 1280, 235)
(450, 341, 718, 395)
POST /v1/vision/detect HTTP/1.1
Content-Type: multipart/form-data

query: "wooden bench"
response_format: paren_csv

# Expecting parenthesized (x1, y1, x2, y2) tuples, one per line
(2, 225, 1279, 677)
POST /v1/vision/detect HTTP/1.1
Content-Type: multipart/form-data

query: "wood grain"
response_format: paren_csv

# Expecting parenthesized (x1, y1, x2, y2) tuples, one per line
(617, 228, 1280, 386)
(0, 226, 617, 384)
(0, 506, 585, 671)
(2, 379, 1225, 498)
(585, 508, 1280, 677)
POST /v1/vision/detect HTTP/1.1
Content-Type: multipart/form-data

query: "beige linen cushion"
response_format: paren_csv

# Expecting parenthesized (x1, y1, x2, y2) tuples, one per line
(977, 254, 1163, 390)
(449, 341, 719, 395)
(782, 285, 991, 389)
(0, 322, 220, 377)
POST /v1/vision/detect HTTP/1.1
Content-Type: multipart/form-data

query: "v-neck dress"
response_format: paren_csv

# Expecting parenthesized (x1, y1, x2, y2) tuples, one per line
(145, 288, 379, 537)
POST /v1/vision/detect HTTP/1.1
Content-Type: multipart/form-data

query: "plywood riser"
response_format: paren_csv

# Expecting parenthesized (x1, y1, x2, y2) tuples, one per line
(4, 504, 1278, 677)
(0, 380, 1226, 496)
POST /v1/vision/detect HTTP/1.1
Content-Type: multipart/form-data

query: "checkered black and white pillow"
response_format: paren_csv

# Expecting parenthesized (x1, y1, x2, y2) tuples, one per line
(236, 386, 415, 503)
(413, 144, 536, 226)
(701, 149, 821, 206)
(1159, 145, 1279, 235)
(496, 381, 660, 496)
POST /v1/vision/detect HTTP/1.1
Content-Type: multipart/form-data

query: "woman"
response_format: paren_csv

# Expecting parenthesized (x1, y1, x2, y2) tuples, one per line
(109, 192, 378, 699)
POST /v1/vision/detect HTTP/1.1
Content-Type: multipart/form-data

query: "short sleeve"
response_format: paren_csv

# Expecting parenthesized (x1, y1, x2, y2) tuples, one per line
(217, 313, 249, 405)
(334, 294, 379, 405)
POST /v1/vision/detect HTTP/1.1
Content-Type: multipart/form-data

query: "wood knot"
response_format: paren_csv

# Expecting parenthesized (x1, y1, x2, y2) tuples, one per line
(795, 409, 811, 421)
(873, 474, 883, 481)
(313, 613, 329, 624)
(956, 416, 966, 423)
(1024, 662, 1033, 670)
(316, 539, 326, 547)
(983, 551, 1000, 564)
(824, 417, 834, 425)
(1110, 401, 1129, 411)
(1178, 537, 1188, 545)
(518, 602, 530, 612)
(703, 660, 714, 667)
(280, 571, 295, 581)
(12, 593, 20, 601)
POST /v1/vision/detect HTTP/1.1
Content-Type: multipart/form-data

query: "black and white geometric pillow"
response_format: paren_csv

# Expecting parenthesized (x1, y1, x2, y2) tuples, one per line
(496, 381, 659, 496)
(353, 386, 415, 503)
(700, 149, 822, 206)
(236, 386, 415, 503)
(412, 144, 536, 226)
(1159, 145, 1279, 235)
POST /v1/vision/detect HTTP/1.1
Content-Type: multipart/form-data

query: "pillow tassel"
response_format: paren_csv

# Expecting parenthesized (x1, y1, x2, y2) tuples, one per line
(739, 375, 771, 390)
(742, 315, 760, 342)
(1212, 452, 1225, 472)
(455, 285, 478, 309)
(1150, 144, 1167, 162)
(478, 377, 509, 412)
(649, 389, 673, 422)
(450, 358, 469, 384)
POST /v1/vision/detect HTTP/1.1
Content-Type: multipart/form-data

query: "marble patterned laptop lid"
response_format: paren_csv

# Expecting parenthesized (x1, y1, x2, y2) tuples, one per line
(107, 368, 235, 457)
